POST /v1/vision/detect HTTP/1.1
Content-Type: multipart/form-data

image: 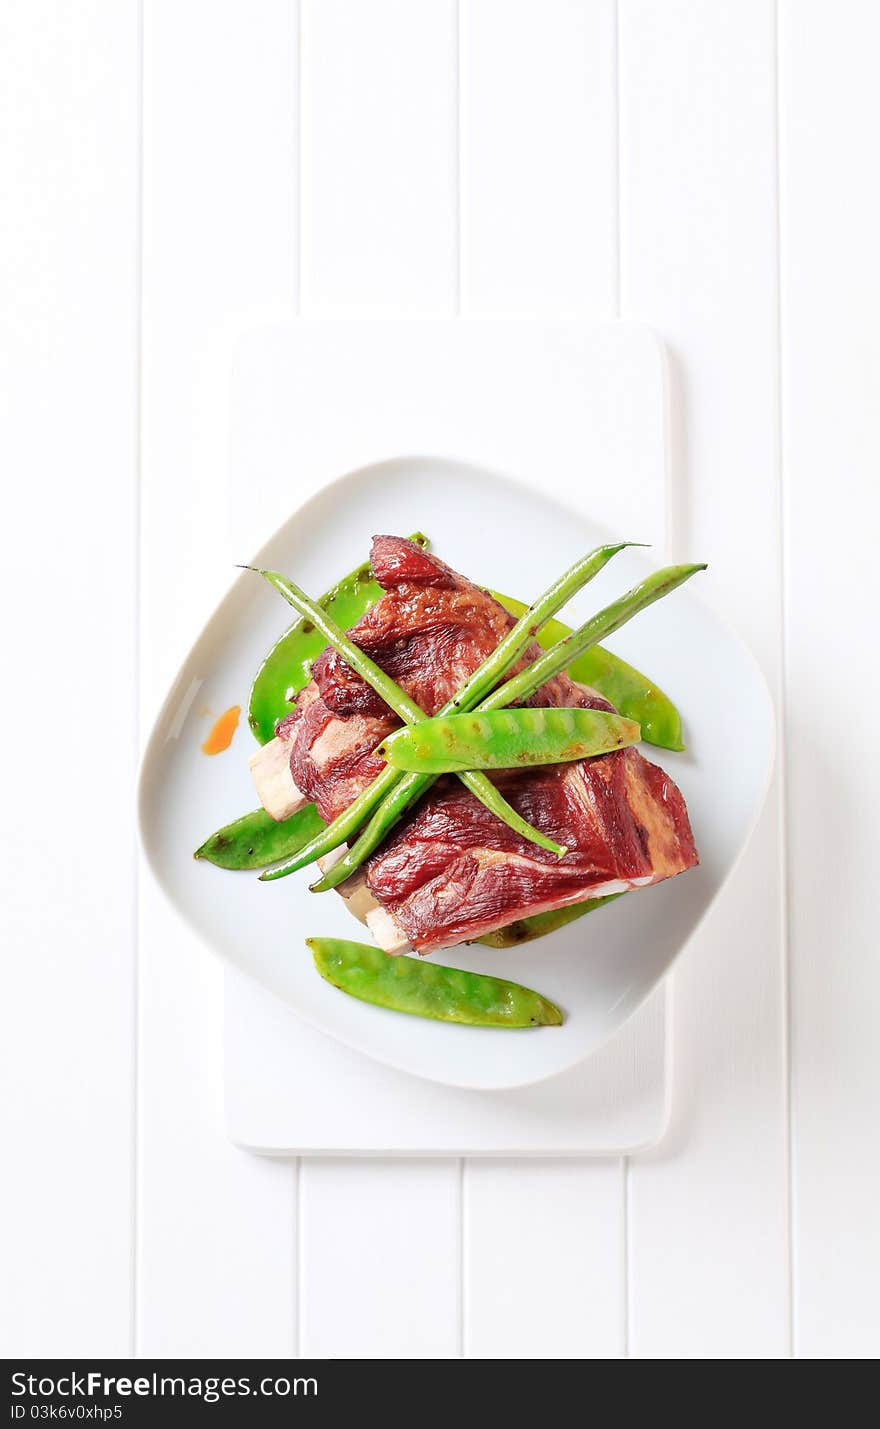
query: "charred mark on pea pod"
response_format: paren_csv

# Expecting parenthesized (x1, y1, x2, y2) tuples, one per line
(491, 920, 528, 943)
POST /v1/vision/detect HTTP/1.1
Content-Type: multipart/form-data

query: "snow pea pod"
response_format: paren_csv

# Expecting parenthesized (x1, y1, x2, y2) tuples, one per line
(379, 707, 641, 774)
(194, 803, 325, 870)
(477, 893, 622, 948)
(493, 592, 684, 751)
(308, 937, 563, 1028)
(247, 532, 429, 744)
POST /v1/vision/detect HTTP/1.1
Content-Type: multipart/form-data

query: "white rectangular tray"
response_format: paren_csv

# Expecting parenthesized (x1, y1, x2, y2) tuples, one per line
(226, 972, 670, 1156)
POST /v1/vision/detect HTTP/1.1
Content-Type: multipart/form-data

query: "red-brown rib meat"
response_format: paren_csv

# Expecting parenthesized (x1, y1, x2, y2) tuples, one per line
(366, 751, 696, 954)
(278, 535, 698, 951)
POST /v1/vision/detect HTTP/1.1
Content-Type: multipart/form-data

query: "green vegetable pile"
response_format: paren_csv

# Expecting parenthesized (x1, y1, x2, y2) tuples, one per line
(196, 537, 705, 1028)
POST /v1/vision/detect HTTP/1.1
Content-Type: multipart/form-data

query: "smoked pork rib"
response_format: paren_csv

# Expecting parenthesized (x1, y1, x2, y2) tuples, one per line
(277, 535, 698, 951)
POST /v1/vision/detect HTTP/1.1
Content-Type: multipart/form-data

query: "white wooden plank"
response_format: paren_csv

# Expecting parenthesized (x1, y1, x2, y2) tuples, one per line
(461, 0, 617, 317)
(140, 0, 299, 711)
(297, 0, 462, 1356)
(459, 0, 627, 1359)
(300, 0, 458, 313)
(299, 1161, 460, 1357)
(778, 0, 880, 1359)
(0, 0, 140, 1356)
(619, 0, 789, 1357)
(464, 1160, 625, 1358)
(137, 0, 299, 1356)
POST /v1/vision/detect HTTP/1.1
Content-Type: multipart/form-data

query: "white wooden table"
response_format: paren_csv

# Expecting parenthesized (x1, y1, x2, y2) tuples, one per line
(2, 0, 878, 1359)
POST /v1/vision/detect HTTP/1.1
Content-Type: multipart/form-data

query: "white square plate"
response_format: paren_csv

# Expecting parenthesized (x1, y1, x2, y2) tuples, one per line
(139, 454, 774, 1091)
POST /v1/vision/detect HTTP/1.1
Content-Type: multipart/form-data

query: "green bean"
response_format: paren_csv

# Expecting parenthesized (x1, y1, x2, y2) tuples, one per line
(476, 893, 622, 947)
(447, 542, 640, 711)
(309, 768, 427, 890)
(194, 804, 325, 870)
(258, 543, 630, 877)
(313, 562, 705, 892)
(248, 532, 429, 744)
(456, 770, 566, 855)
(482, 564, 707, 712)
(308, 937, 563, 1028)
(258, 763, 401, 882)
(379, 707, 641, 774)
(493, 593, 684, 751)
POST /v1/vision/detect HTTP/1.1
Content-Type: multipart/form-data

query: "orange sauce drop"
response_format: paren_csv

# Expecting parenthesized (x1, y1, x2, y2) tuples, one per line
(201, 704, 241, 755)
